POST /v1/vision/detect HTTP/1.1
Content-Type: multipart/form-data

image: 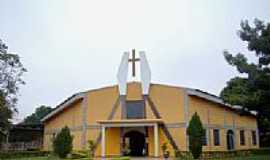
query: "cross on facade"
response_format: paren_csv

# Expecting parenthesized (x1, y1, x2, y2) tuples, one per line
(128, 49, 140, 77)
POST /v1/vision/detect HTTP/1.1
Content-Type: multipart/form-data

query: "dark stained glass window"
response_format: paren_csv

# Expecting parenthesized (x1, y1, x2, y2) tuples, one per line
(202, 129, 207, 146)
(240, 130, 245, 146)
(213, 129, 220, 146)
(126, 101, 145, 119)
(252, 130, 257, 145)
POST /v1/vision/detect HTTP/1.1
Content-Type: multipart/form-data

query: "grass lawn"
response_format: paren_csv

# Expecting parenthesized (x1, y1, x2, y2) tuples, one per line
(221, 155, 270, 160)
(5, 155, 270, 160)
(4, 157, 89, 160)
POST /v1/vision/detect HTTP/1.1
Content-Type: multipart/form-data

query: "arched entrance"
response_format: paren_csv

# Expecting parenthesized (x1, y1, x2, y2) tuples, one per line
(227, 130, 234, 150)
(124, 131, 146, 156)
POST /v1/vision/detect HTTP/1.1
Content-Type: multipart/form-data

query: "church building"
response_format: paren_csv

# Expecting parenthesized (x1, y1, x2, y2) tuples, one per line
(41, 50, 259, 157)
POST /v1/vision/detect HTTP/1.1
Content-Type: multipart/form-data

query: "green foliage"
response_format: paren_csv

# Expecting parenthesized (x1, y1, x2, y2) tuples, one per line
(0, 95, 12, 135)
(161, 142, 170, 158)
(123, 144, 130, 156)
(161, 142, 168, 153)
(53, 126, 73, 158)
(23, 105, 52, 124)
(220, 19, 270, 146)
(187, 112, 204, 159)
(111, 157, 130, 160)
(0, 39, 26, 132)
(0, 151, 50, 159)
(88, 140, 95, 157)
(174, 149, 184, 159)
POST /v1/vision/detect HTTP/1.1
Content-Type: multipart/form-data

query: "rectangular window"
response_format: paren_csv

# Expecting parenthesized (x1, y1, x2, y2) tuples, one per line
(213, 129, 220, 146)
(240, 130, 245, 146)
(126, 100, 145, 119)
(202, 129, 207, 146)
(252, 130, 257, 145)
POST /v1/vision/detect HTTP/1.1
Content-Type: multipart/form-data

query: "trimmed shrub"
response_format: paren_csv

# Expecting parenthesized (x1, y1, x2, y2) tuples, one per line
(187, 112, 204, 159)
(88, 140, 95, 158)
(53, 126, 73, 158)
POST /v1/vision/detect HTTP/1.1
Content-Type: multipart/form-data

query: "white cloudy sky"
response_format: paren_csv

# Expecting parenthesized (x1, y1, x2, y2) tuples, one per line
(0, 0, 270, 122)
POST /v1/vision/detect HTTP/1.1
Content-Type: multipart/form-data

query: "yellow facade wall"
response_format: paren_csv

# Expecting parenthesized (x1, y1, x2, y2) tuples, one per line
(43, 134, 53, 151)
(106, 128, 121, 156)
(126, 82, 143, 101)
(87, 86, 119, 124)
(43, 82, 258, 154)
(149, 84, 185, 123)
(44, 100, 82, 130)
(43, 100, 83, 150)
(71, 131, 82, 150)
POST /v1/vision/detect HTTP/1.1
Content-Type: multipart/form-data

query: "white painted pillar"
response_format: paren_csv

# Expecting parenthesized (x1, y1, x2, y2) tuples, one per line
(154, 123, 159, 157)
(101, 126, 106, 158)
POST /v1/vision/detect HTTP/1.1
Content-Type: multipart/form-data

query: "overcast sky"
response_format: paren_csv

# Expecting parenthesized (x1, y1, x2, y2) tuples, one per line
(0, 0, 270, 122)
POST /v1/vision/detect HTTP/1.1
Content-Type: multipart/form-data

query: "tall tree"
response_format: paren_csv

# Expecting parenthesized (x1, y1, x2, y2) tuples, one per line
(0, 39, 26, 134)
(220, 19, 270, 146)
(23, 105, 52, 124)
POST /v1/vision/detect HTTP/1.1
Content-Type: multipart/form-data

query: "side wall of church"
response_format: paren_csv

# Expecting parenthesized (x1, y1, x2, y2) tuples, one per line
(188, 96, 259, 151)
(43, 100, 83, 150)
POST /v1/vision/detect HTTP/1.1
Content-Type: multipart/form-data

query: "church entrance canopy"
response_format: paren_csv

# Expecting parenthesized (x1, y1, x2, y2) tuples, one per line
(97, 119, 163, 157)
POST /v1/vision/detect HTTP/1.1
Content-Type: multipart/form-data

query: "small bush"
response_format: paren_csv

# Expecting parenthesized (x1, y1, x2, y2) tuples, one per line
(187, 112, 204, 159)
(88, 140, 95, 157)
(161, 142, 170, 158)
(53, 126, 73, 158)
(111, 157, 130, 160)
(250, 148, 270, 155)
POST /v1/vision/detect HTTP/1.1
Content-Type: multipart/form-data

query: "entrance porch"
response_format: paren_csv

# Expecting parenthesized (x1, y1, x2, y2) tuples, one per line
(97, 119, 163, 158)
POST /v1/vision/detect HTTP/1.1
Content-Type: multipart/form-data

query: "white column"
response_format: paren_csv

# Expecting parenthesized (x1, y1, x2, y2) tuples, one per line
(101, 126, 106, 158)
(154, 123, 159, 157)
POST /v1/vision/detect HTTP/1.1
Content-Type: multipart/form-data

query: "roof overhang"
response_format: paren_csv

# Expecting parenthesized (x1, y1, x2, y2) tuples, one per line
(41, 93, 85, 122)
(186, 88, 257, 116)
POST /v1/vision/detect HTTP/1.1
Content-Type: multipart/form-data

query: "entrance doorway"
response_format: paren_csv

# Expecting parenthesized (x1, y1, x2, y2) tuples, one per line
(227, 130, 234, 150)
(124, 131, 146, 156)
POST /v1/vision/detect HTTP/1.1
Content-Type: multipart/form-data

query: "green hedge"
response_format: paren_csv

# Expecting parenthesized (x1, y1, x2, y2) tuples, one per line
(0, 151, 50, 159)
